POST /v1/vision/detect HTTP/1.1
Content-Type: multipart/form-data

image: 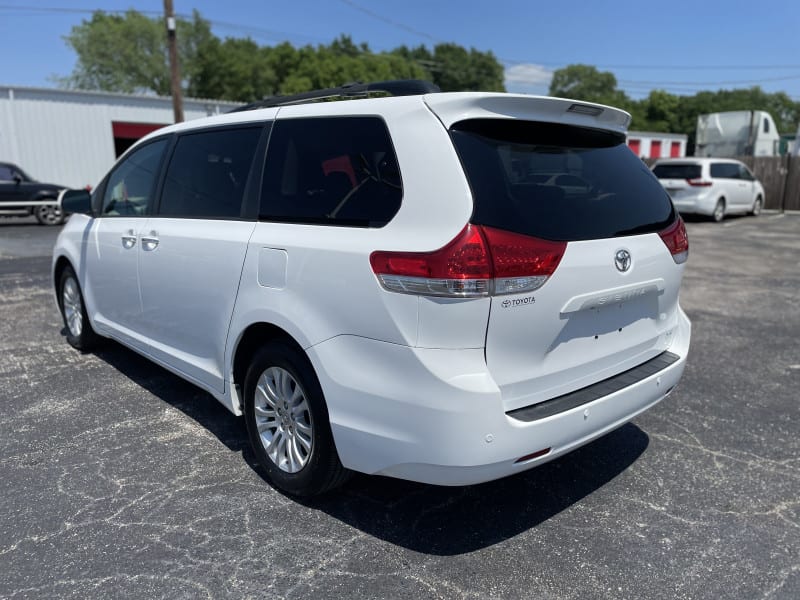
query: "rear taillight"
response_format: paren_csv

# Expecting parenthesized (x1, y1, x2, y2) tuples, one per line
(659, 217, 689, 264)
(369, 225, 566, 297)
(686, 178, 712, 187)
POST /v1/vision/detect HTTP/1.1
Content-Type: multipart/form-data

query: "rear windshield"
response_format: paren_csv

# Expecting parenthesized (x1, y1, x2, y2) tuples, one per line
(450, 119, 675, 241)
(653, 163, 702, 180)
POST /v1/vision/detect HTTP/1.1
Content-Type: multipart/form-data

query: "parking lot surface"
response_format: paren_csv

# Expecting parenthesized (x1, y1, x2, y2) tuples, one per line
(1, 214, 798, 599)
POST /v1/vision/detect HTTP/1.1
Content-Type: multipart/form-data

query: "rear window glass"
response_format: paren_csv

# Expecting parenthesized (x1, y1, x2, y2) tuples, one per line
(260, 117, 402, 227)
(653, 163, 702, 180)
(450, 119, 675, 241)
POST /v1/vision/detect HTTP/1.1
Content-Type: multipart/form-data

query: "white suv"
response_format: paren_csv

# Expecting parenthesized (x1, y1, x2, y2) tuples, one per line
(652, 157, 765, 222)
(53, 81, 691, 496)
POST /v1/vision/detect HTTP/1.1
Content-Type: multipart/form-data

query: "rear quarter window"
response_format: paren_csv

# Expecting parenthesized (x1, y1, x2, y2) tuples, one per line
(450, 119, 675, 241)
(260, 116, 402, 227)
(710, 163, 740, 179)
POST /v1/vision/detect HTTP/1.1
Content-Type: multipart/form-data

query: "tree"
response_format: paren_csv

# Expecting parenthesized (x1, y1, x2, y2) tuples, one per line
(192, 38, 277, 101)
(393, 43, 505, 92)
(62, 9, 213, 95)
(549, 64, 628, 106)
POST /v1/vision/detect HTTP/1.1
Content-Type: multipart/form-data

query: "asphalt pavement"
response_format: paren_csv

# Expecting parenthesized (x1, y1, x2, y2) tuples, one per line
(0, 213, 798, 599)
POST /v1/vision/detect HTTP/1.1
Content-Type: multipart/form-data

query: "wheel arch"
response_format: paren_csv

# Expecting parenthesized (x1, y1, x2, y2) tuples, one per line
(53, 255, 74, 309)
(231, 322, 308, 412)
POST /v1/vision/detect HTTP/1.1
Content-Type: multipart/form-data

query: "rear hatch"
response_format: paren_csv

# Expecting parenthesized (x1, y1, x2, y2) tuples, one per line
(652, 162, 707, 201)
(447, 116, 687, 411)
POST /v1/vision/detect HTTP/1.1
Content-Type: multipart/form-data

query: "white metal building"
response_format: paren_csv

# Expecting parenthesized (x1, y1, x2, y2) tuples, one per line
(626, 131, 688, 159)
(0, 85, 239, 189)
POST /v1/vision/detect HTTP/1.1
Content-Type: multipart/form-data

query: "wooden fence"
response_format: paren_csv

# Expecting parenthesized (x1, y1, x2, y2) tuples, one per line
(740, 156, 800, 212)
(646, 156, 800, 211)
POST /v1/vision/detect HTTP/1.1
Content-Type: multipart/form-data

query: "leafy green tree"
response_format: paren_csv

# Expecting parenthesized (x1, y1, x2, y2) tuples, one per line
(62, 9, 212, 95)
(548, 64, 628, 106)
(393, 43, 505, 92)
(192, 38, 277, 101)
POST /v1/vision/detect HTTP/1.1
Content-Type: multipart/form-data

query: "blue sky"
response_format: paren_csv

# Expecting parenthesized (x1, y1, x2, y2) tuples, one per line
(1, 0, 799, 101)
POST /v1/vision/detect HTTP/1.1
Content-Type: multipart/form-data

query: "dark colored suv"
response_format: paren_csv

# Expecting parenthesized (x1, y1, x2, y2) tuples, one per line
(0, 162, 67, 225)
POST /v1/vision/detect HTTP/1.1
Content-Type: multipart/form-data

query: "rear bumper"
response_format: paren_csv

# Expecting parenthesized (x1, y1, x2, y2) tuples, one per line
(308, 308, 691, 486)
(671, 194, 717, 216)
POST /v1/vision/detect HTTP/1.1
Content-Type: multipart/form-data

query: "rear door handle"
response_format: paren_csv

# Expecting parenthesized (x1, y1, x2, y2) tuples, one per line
(121, 230, 136, 249)
(141, 231, 159, 251)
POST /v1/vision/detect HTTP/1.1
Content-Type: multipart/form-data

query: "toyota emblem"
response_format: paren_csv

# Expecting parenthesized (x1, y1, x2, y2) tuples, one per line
(614, 249, 632, 272)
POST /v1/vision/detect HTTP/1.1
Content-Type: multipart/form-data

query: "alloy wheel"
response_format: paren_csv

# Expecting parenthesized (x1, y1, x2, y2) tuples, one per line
(62, 277, 83, 337)
(253, 366, 313, 473)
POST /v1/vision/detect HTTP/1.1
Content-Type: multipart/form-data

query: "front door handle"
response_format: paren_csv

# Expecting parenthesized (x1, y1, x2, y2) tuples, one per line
(121, 230, 136, 249)
(141, 231, 159, 251)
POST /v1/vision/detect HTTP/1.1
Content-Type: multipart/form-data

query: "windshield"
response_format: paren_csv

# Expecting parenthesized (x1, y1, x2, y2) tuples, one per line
(450, 119, 675, 241)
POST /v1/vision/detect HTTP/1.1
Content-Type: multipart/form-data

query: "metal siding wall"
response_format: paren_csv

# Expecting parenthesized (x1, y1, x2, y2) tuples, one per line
(0, 87, 235, 188)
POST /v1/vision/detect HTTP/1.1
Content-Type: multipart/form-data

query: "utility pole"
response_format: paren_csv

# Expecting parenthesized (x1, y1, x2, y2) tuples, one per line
(164, 0, 184, 123)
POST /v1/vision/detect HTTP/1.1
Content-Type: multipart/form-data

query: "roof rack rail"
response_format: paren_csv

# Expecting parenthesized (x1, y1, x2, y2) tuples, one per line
(228, 79, 440, 113)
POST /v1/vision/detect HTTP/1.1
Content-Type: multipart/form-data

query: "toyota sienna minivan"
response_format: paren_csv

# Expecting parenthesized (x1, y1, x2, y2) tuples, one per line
(54, 81, 691, 496)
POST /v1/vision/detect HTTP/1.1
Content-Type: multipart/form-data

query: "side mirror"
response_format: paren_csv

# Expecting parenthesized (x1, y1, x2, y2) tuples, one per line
(58, 188, 93, 216)
(12, 174, 22, 185)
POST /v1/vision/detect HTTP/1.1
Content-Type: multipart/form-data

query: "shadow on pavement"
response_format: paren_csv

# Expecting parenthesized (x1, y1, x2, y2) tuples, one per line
(88, 338, 649, 556)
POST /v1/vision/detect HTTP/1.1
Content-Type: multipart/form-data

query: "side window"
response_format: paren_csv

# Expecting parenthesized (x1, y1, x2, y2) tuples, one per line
(0, 165, 14, 181)
(710, 163, 738, 179)
(739, 164, 754, 180)
(260, 117, 402, 227)
(159, 127, 262, 218)
(763, 118, 770, 134)
(101, 139, 167, 216)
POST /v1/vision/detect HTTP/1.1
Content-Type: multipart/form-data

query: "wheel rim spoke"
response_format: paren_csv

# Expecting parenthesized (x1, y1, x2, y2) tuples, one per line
(253, 365, 313, 474)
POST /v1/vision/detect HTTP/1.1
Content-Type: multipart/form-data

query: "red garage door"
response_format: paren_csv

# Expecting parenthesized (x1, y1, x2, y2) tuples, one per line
(628, 139, 641, 156)
(112, 121, 168, 157)
(650, 140, 662, 158)
(670, 141, 682, 157)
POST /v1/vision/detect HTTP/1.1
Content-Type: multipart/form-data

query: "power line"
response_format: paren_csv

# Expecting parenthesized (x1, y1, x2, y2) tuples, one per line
(337, 0, 441, 43)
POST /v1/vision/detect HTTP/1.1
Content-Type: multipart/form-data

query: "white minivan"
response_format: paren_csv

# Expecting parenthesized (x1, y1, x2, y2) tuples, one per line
(54, 81, 691, 496)
(652, 157, 765, 222)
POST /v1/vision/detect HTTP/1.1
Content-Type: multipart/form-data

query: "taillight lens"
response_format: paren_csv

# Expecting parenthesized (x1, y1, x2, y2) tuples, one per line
(686, 178, 712, 187)
(482, 226, 566, 295)
(369, 224, 566, 297)
(659, 217, 689, 264)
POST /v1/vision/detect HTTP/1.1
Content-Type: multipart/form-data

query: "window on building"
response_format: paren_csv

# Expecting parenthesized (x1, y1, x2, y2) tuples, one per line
(260, 117, 403, 227)
(159, 127, 262, 219)
(101, 139, 168, 216)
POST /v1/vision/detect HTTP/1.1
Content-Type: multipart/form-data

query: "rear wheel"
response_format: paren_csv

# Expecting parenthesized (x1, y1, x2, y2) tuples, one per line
(243, 341, 350, 496)
(59, 266, 100, 350)
(712, 199, 725, 222)
(750, 195, 763, 216)
(35, 203, 64, 226)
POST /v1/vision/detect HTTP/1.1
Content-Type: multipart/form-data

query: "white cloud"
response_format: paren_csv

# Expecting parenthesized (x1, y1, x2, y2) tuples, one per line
(505, 63, 553, 85)
(504, 63, 554, 95)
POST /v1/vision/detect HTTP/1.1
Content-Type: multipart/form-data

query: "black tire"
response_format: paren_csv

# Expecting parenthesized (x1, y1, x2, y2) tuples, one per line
(243, 340, 350, 496)
(750, 195, 763, 216)
(58, 265, 100, 351)
(35, 203, 65, 226)
(712, 199, 725, 222)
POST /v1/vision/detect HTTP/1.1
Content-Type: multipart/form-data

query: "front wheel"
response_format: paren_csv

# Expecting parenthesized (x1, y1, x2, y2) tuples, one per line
(35, 203, 65, 226)
(59, 266, 100, 351)
(243, 341, 350, 496)
(750, 195, 763, 216)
